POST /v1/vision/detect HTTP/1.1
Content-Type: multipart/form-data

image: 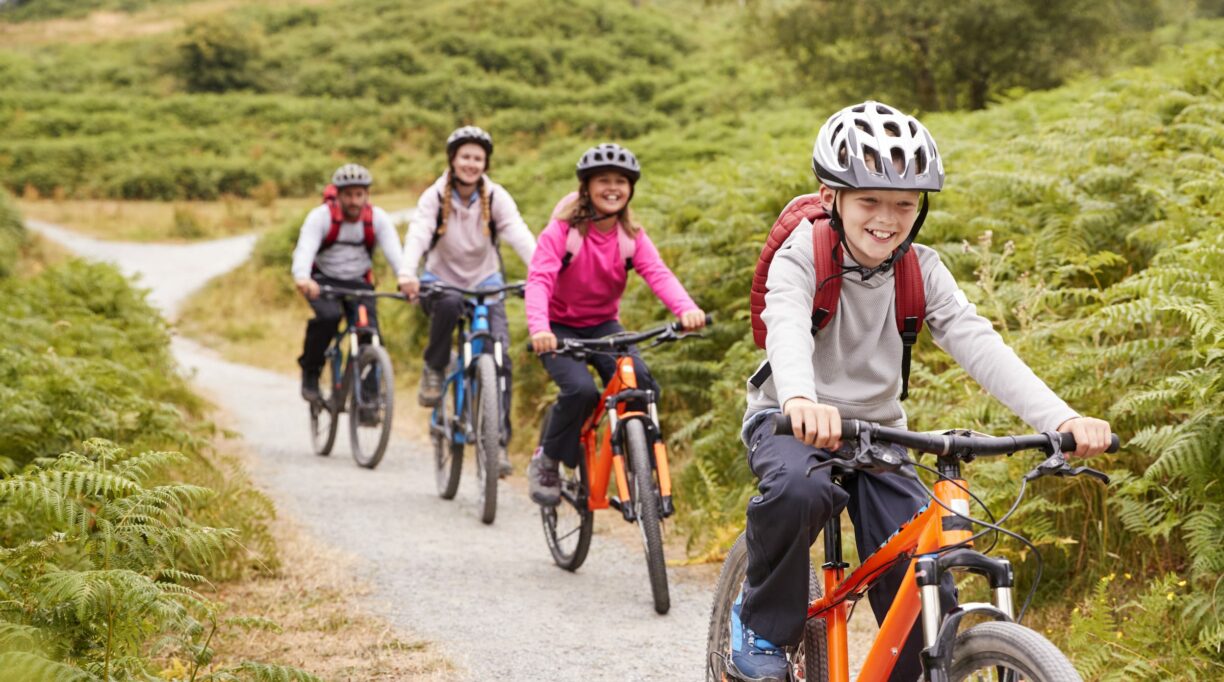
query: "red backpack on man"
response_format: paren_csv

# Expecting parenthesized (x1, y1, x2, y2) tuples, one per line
(314, 184, 377, 281)
(749, 194, 926, 399)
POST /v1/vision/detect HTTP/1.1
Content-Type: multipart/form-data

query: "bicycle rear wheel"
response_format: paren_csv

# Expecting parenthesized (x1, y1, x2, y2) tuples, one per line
(349, 345, 394, 469)
(949, 621, 1081, 681)
(433, 360, 464, 499)
(705, 533, 827, 682)
(309, 350, 341, 456)
(473, 354, 500, 525)
(625, 419, 669, 615)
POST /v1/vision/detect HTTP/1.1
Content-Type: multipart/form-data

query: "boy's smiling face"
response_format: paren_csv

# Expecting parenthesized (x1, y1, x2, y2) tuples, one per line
(820, 185, 920, 268)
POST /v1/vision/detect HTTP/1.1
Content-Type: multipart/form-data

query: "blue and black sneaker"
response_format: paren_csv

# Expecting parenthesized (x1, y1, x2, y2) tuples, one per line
(727, 588, 789, 682)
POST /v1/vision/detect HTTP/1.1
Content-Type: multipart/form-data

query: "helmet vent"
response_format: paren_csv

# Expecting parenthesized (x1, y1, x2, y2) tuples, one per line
(832, 122, 844, 139)
(863, 145, 882, 174)
(883, 121, 901, 138)
(915, 147, 928, 175)
(890, 147, 905, 174)
(876, 104, 893, 114)
(851, 104, 866, 113)
(909, 121, 919, 136)
(855, 119, 873, 135)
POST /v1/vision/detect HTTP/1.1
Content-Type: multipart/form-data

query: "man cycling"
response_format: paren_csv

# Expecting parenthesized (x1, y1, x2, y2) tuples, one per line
(292, 164, 404, 402)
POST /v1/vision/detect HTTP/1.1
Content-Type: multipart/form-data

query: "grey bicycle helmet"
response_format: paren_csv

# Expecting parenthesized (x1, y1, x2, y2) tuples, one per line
(331, 163, 373, 188)
(812, 101, 944, 192)
(446, 125, 494, 160)
(576, 143, 641, 183)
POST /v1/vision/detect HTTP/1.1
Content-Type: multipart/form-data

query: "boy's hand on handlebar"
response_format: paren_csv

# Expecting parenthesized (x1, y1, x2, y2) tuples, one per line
(679, 309, 707, 331)
(782, 397, 841, 450)
(531, 331, 557, 354)
(296, 279, 320, 300)
(1057, 416, 1113, 458)
(398, 276, 420, 302)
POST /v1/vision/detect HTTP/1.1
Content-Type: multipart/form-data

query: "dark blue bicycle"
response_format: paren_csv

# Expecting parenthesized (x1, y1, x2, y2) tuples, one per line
(309, 286, 405, 469)
(421, 281, 525, 525)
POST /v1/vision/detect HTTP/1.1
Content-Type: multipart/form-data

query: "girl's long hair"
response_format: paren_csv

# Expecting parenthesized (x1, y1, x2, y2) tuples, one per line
(437, 170, 492, 238)
(561, 177, 640, 238)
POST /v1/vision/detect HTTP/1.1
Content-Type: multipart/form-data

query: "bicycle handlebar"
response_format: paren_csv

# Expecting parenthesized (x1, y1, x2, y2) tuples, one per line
(772, 414, 1120, 457)
(418, 281, 526, 300)
(526, 314, 714, 354)
(318, 285, 407, 300)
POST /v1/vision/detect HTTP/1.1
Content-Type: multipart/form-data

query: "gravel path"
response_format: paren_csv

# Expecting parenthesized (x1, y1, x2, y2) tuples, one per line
(30, 220, 718, 681)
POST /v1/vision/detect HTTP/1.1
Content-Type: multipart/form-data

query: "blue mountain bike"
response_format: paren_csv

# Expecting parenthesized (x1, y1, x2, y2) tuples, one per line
(421, 281, 525, 525)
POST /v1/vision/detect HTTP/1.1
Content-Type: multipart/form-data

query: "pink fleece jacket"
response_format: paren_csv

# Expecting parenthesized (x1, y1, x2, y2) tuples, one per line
(526, 218, 698, 335)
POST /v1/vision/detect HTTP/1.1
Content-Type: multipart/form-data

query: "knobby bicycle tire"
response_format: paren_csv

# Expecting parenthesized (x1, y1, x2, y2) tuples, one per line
(705, 533, 827, 682)
(434, 360, 463, 499)
(310, 350, 341, 456)
(474, 354, 500, 525)
(349, 345, 394, 468)
(626, 419, 670, 615)
(539, 406, 593, 571)
(949, 621, 1081, 682)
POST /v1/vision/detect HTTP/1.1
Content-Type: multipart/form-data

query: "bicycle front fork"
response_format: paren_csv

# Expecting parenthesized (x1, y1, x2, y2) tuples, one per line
(916, 550, 1016, 682)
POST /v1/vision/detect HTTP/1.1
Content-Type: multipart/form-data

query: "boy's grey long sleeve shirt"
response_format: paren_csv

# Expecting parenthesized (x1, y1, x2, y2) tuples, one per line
(744, 220, 1078, 442)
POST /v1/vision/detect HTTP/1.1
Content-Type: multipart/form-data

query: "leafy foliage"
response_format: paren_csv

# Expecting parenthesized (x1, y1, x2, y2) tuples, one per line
(0, 188, 24, 277)
(173, 15, 265, 93)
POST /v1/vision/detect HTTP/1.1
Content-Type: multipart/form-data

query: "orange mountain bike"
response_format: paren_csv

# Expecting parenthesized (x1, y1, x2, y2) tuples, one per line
(532, 318, 709, 615)
(707, 415, 1119, 682)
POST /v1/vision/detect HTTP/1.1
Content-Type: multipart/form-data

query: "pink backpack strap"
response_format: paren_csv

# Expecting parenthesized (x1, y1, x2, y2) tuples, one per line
(617, 228, 636, 272)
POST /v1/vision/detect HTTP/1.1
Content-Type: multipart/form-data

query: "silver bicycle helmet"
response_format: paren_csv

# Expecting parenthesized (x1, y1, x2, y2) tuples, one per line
(576, 143, 641, 183)
(331, 163, 373, 188)
(446, 125, 494, 159)
(812, 101, 944, 192)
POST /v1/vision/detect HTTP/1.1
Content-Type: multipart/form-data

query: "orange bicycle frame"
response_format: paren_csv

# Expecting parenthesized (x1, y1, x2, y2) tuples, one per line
(808, 475, 980, 681)
(577, 355, 674, 514)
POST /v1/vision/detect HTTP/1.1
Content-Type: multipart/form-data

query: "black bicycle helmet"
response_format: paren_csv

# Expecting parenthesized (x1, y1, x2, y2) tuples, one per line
(575, 143, 641, 183)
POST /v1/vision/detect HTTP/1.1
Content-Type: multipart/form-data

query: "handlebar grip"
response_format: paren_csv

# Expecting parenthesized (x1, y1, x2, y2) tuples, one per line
(772, 414, 857, 437)
(1059, 432, 1121, 453)
(670, 313, 715, 332)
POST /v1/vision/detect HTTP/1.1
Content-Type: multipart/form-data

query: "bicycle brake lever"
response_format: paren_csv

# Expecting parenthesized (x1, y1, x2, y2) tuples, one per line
(805, 458, 841, 477)
(1064, 466, 1111, 485)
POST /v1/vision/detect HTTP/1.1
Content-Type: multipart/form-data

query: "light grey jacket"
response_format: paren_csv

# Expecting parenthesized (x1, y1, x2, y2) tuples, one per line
(743, 219, 1078, 443)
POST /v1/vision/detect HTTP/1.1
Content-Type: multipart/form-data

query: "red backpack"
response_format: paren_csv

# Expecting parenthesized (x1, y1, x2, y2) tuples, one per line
(749, 194, 926, 399)
(319, 184, 375, 255)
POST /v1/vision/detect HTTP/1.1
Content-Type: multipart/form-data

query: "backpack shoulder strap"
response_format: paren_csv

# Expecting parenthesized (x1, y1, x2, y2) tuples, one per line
(429, 189, 446, 251)
(750, 194, 830, 348)
(892, 247, 925, 400)
(618, 227, 636, 272)
(320, 192, 344, 253)
(360, 205, 376, 254)
(810, 220, 843, 334)
(561, 223, 584, 271)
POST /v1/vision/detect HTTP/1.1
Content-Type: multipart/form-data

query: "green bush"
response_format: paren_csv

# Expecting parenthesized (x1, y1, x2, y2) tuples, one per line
(0, 189, 24, 278)
(173, 15, 265, 93)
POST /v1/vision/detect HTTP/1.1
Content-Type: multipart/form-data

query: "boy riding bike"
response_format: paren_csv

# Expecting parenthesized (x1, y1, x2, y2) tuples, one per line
(730, 101, 1113, 681)
(292, 164, 404, 402)
(398, 125, 535, 476)
(525, 143, 706, 506)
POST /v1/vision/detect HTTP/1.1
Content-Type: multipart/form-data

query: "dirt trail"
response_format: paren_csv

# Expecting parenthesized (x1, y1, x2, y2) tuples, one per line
(29, 220, 718, 681)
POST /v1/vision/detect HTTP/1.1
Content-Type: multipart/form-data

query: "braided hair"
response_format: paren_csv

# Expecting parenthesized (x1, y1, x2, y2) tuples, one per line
(436, 171, 493, 240)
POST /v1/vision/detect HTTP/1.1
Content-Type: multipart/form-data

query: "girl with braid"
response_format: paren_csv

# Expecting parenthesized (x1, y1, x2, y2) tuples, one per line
(398, 126, 536, 476)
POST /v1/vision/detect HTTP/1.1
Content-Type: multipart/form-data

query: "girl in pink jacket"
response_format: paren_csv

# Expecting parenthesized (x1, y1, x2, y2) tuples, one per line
(525, 143, 706, 506)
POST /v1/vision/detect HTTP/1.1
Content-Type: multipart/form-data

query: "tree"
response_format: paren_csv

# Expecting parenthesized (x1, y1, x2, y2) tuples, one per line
(173, 15, 264, 93)
(764, 0, 1162, 111)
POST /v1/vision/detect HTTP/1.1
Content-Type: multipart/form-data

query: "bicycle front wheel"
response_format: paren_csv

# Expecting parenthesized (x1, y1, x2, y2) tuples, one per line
(433, 359, 463, 499)
(540, 407, 593, 571)
(309, 351, 341, 456)
(949, 621, 1081, 681)
(625, 419, 669, 615)
(705, 533, 827, 682)
(349, 345, 394, 469)
(473, 354, 500, 525)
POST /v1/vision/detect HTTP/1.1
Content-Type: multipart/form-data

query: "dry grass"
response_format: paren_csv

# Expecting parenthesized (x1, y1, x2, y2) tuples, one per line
(18, 191, 419, 243)
(0, 0, 328, 47)
(207, 512, 456, 681)
(18, 196, 318, 243)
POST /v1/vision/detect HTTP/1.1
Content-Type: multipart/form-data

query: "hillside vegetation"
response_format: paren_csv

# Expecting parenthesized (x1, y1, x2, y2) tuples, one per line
(4, 0, 1222, 678)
